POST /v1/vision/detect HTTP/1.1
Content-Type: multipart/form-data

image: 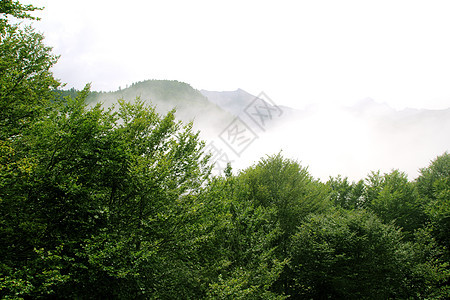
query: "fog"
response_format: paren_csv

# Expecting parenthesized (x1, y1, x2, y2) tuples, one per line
(85, 81, 448, 182)
(197, 93, 450, 181)
(26, 0, 450, 182)
(32, 0, 450, 113)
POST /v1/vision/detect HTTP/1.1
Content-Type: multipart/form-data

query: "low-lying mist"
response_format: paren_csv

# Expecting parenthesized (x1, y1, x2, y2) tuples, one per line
(199, 94, 450, 181)
(85, 81, 449, 182)
(252, 106, 448, 181)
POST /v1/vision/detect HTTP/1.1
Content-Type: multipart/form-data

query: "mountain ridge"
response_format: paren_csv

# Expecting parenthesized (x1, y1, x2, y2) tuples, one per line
(58, 79, 449, 180)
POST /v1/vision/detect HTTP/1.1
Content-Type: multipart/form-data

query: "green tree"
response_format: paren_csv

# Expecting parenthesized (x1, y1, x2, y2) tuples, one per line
(238, 153, 330, 294)
(240, 153, 330, 239)
(365, 170, 427, 235)
(416, 152, 450, 254)
(0, 3, 65, 297)
(410, 227, 450, 298)
(289, 209, 442, 299)
(0, 0, 57, 139)
(0, 87, 212, 298)
(327, 175, 365, 210)
(0, 2, 211, 297)
(0, 0, 42, 28)
(0, 24, 60, 140)
(199, 172, 286, 299)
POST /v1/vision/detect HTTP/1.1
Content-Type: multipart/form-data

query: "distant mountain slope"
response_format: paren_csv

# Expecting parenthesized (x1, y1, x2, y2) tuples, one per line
(57, 81, 449, 180)
(201, 88, 299, 117)
(83, 80, 234, 137)
(200, 89, 301, 131)
(345, 97, 450, 133)
(199, 91, 449, 179)
(200, 89, 262, 116)
(91, 80, 207, 112)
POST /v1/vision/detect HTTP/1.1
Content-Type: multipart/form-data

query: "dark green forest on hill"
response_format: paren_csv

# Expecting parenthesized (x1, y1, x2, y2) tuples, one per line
(58, 80, 235, 139)
(1, 2, 449, 299)
(55, 79, 232, 122)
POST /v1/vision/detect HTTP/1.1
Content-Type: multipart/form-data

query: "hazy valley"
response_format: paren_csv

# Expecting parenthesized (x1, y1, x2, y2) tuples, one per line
(4, 2, 450, 298)
(81, 79, 450, 181)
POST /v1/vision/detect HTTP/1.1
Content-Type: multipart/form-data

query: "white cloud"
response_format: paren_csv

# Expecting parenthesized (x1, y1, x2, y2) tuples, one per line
(29, 0, 450, 109)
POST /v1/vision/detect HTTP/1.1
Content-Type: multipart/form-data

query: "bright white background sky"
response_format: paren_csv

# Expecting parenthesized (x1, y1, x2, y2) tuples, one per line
(30, 0, 450, 110)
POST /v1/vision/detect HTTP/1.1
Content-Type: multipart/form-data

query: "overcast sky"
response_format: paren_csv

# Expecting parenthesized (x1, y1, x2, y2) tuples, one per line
(30, 0, 450, 110)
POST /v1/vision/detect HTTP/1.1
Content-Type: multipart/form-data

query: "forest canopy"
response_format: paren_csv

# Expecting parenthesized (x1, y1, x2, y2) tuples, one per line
(0, 2, 449, 299)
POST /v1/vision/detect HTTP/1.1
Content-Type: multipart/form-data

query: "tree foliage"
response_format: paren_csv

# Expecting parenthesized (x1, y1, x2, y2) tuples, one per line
(289, 209, 447, 299)
(240, 153, 330, 239)
(1, 87, 212, 298)
(417, 152, 450, 254)
(0, 0, 42, 28)
(365, 170, 427, 235)
(202, 175, 286, 299)
(327, 175, 365, 210)
(1, 1, 449, 298)
(0, 24, 60, 139)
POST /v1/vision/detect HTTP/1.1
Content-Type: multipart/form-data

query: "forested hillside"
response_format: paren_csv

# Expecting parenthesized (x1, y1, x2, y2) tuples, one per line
(84, 80, 234, 138)
(1, 2, 449, 299)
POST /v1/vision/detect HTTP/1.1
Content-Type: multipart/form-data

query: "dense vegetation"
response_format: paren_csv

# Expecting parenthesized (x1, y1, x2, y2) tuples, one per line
(1, 2, 449, 299)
